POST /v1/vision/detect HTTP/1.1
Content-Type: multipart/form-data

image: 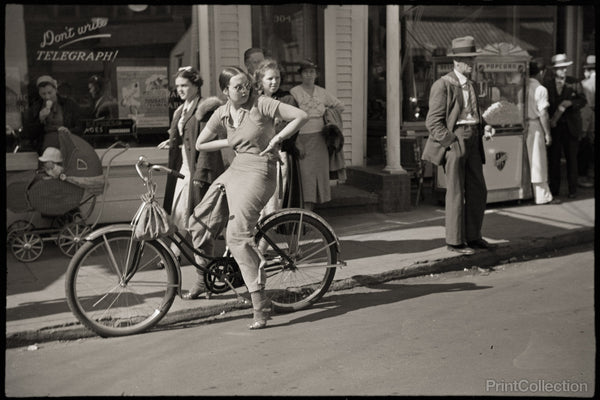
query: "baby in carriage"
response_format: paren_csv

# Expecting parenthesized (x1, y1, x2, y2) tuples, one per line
(38, 146, 64, 179)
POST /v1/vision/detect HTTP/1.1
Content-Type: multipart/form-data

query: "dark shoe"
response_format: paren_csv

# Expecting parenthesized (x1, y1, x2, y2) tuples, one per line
(547, 198, 562, 205)
(182, 281, 211, 300)
(447, 244, 475, 255)
(467, 238, 497, 250)
(578, 178, 593, 188)
(568, 193, 577, 199)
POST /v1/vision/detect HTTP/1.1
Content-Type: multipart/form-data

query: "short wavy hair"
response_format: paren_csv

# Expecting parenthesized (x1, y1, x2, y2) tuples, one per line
(253, 58, 283, 94)
(174, 66, 203, 88)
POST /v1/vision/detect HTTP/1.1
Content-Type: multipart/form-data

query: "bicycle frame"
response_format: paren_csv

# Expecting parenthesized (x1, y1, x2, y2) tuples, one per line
(84, 156, 345, 297)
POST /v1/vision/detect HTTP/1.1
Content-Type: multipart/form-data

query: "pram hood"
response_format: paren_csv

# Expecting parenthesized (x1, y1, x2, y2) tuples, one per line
(59, 130, 103, 178)
(58, 130, 106, 195)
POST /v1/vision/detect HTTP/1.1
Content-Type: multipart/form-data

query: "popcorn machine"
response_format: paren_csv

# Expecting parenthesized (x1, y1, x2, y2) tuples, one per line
(434, 43, 533, 203)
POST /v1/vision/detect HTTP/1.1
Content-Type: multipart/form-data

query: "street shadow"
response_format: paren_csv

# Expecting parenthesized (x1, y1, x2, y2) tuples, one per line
(272, 280, 493, 327)
(5, 297, 72, 322)
(340, 238, 446, 260)
(147, 280, 493, 335)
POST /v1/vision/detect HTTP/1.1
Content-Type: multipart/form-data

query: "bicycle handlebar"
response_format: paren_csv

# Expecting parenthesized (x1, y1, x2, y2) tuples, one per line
(135, 156, 185, 182)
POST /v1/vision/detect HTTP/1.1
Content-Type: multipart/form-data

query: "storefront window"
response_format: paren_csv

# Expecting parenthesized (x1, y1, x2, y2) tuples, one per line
(401, 5, 556, 125)
(251, 5, 323, 91)
(5, 4, 193, 152)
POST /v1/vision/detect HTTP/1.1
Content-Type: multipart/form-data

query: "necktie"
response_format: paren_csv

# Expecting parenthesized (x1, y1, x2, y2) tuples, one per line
(178, 105, 189, 135)
(463, 82, 479, 120)
(556, 79, 565, 94)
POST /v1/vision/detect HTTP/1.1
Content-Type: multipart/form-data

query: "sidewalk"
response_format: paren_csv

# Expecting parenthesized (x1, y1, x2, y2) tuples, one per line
(5, 194, 595, 346)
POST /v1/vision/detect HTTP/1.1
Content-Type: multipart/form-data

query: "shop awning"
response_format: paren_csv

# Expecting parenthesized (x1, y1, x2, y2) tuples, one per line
(406, 20, 546, 54)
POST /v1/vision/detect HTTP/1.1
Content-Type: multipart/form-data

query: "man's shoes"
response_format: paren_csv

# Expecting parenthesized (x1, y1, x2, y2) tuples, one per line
(578, 177, 593, 188)
(568, 193, 577, 199)
(546, 198, 562, 205)
(447, 244, 475, 255)
(467, 238, 497, 250)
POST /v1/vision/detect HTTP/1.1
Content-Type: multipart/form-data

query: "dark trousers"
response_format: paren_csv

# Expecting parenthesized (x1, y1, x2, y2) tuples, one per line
(443, 127, 487, 245)
(548, 122, 579, 196)
(577, 136, 593, 177)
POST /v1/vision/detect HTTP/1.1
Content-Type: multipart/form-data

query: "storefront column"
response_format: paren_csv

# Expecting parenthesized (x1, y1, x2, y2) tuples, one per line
(197, 5, 214, 97)
(383, 5, 406, 174)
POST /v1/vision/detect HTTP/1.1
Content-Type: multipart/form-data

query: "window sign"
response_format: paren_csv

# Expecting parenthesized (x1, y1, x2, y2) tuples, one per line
(116, 66, 170, 128)
(36, 18, 119, 63)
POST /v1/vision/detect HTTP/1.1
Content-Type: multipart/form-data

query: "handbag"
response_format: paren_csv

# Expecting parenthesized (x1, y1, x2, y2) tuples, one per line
(131, 182, 176, 240)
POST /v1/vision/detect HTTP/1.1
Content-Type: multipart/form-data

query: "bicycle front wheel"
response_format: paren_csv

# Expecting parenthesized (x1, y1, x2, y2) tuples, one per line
(255, 212, 337, 312)
(65, 230, 178, 337)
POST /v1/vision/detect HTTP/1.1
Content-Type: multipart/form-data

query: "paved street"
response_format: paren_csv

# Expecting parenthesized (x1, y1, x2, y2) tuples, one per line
(6, 244, 594, 397)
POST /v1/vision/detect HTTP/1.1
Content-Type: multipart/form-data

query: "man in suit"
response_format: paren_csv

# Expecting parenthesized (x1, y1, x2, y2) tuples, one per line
(545, 54, 587, 199)
(578, 55, 595, 188)
(422, 36, 495, 255)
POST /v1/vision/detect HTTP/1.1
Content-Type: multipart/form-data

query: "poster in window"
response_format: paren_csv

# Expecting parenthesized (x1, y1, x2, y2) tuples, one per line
(116, 66, 169, 128)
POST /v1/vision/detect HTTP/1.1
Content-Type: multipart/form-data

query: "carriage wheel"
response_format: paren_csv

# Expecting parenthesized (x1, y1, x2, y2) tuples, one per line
(11, 231, 44, 262)
(58, 219, 91, 257)
(51, 210, 83, 244)
(7, 220, 35, 245)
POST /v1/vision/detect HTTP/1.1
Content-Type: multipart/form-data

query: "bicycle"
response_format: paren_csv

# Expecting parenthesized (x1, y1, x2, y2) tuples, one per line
(65, 156, 345, 337)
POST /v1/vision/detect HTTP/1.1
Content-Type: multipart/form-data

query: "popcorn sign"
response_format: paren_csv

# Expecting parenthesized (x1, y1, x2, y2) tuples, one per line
(479, 63, 523, 72)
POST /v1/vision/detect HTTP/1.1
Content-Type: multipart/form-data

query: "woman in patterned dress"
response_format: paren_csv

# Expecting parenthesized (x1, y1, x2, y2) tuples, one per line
(290, 59, 344, 210)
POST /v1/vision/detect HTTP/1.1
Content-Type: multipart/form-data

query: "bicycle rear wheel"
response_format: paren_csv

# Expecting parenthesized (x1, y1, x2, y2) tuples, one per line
(255, 212, 337, 312)
(65, 230, 178, 337)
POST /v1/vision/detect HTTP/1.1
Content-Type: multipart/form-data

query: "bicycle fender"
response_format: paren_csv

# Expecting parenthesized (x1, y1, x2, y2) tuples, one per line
(84, 224, 132, 240)
(257, 208, 342, 253)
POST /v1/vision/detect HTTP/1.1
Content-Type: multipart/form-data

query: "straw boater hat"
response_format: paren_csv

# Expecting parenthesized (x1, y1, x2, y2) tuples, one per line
(550, 54, 573, 68)
(36, 75, 58, 88)
(584, 55, 595, 69)
(447, 36, 480, 57)
(38, 147, 63, 163)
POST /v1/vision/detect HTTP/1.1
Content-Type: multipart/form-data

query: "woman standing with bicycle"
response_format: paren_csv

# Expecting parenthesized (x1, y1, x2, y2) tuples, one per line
(158, 67, 225, 276)
(188, 66, 308, 329)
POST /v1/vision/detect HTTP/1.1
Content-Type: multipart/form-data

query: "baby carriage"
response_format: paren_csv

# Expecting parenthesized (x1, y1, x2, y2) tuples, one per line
(7, 130, 128, 262)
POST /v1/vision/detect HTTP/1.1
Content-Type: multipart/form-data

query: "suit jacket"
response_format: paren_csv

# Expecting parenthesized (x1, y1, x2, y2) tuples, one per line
(163, 96, 225, 215)
(422, 71, 485, 166)
(545, 76, 586, 139)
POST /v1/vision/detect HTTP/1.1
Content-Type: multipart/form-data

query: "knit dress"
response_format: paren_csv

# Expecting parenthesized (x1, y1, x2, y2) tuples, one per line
(290, 85, 344, 204)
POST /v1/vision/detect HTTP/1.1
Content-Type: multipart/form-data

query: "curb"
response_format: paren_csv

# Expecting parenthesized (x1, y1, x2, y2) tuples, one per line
(5, 228, 594, 348)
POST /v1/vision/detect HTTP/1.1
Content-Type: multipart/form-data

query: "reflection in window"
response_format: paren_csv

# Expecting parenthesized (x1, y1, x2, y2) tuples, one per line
(401, 5, 556, 124)
(11, 4, 193, 151)
(251, 5, 322, 91)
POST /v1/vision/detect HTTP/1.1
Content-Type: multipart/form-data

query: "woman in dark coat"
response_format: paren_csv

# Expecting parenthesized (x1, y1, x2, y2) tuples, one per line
(158, 67, 225, 264)
(26, 75, 82, 154)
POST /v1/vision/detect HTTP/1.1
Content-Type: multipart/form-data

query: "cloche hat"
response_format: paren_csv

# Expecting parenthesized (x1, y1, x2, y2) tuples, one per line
(550, 54, 573, 68)
(36, 75, 58, 89)
(38, 147, 63, 163)
(447, 36, 480, 57)
(584, 55, 595, 69)
(298, 58, 318, 73)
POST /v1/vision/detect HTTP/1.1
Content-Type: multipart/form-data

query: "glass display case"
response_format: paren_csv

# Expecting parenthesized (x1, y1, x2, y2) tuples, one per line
(474, 42, 530, 131)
